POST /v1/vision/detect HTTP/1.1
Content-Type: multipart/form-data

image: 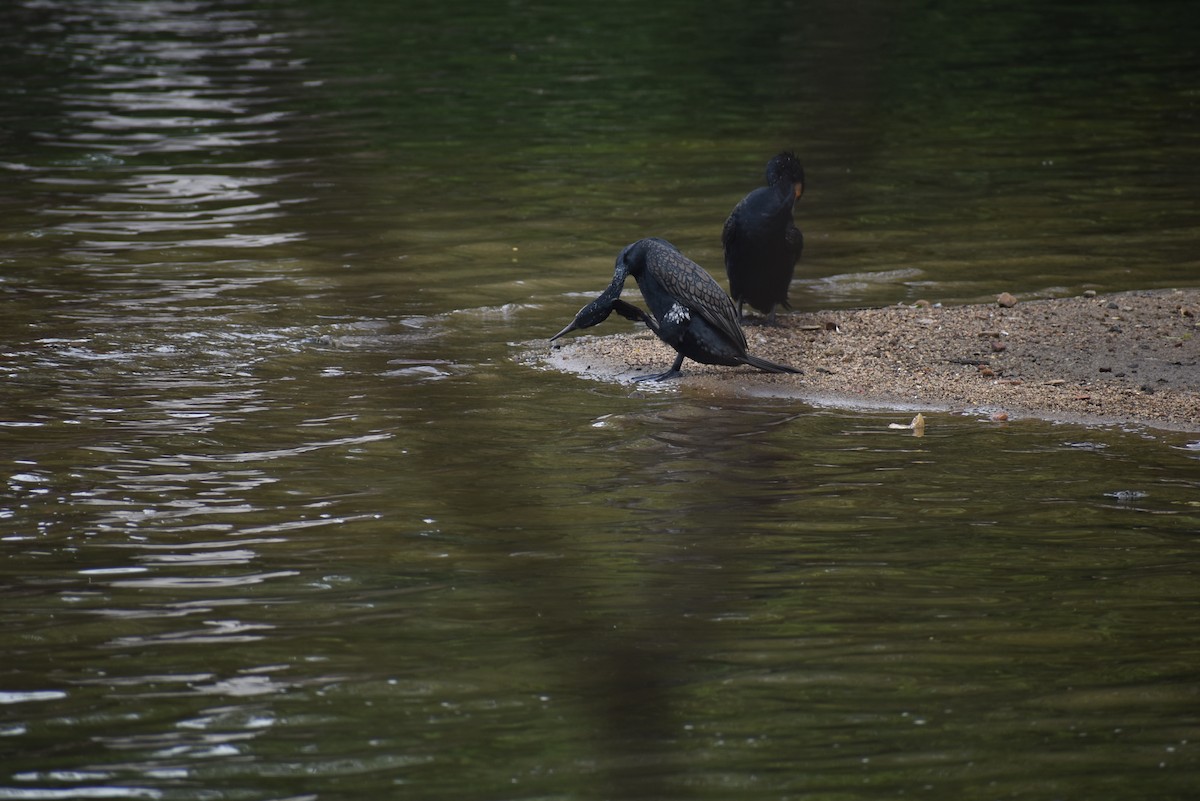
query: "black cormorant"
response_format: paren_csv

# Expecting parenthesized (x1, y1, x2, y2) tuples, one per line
(722, 151, 805, 322)
(551, 237, 800, 381)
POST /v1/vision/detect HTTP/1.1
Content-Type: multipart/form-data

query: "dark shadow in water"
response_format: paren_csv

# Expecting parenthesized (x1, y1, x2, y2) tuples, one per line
(436, 394, 803, 798)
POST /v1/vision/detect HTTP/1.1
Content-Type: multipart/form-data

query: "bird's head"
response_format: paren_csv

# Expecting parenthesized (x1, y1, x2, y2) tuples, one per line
(766, 151, 805, 200)
(551, 252, 634, 341)
(550, 294, 614, 341)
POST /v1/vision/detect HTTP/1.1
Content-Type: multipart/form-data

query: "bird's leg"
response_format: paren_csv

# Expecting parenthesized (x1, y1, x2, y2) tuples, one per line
(632, 352, 686, 382)
(612, 299, 659, 334)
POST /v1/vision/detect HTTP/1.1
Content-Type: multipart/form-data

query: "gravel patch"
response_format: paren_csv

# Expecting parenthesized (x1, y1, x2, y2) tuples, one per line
(537, 288, 1200, 432)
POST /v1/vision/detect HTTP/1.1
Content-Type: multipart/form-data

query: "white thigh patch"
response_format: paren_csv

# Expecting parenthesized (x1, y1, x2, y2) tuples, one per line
(664, 302, 691, 325)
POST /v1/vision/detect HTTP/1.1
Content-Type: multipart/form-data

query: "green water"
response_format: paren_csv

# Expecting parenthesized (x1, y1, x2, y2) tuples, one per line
(1, 1, 1198, 799)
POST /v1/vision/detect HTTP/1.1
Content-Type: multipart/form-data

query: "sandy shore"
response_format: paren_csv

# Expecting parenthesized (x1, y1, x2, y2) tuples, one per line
(536, 288, 1200, 432)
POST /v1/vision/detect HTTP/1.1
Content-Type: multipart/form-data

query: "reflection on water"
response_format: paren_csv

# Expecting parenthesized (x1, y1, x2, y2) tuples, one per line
(15, 0, 305, 253)
(0, 0, 1198, 799)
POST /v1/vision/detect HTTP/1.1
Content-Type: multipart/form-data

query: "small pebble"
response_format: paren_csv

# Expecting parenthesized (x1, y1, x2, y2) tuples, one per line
(997, 292, 1018, 308)
(991, 341, 1007, 352)
(990, 411, 1009, 422)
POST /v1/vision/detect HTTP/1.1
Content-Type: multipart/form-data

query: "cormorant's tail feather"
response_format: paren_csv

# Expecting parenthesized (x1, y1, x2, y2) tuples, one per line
(741, 354, 801, 374)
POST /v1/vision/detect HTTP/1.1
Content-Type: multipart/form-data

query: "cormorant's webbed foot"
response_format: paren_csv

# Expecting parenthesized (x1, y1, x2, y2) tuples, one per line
(740, 308, 783, 326)
(631, 352, 685, 382)
(632, 368, 683, 383)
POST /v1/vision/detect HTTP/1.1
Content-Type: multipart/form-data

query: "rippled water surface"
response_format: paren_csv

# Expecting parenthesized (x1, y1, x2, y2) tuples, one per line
(2, 1, 1198, 799)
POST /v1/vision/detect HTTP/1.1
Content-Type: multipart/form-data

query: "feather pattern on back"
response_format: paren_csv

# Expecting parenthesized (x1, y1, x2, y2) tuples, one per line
(641, 240, 747, 350)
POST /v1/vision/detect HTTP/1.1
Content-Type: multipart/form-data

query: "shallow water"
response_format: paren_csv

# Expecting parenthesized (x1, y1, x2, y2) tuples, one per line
(1, 1, 1198, 799)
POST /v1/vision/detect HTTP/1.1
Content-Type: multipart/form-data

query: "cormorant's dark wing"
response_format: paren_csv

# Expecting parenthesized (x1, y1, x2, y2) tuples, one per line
(786, 221, 803, 262)
(644, 241, 747, 350)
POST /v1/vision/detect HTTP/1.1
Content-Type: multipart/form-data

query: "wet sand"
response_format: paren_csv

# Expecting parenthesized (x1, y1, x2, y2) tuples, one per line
(536, 288, 1200, 432)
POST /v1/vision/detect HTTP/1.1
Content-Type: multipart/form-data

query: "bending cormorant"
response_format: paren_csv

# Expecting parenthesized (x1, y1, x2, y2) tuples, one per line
(551, 237, 800, 381)
(722, 151, 805, 322)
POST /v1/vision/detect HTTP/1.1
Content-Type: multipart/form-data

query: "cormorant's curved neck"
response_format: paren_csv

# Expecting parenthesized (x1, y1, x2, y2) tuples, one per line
(597, 259, 630, 306)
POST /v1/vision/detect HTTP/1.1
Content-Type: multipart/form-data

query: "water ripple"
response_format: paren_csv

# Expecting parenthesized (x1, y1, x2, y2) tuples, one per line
(21, 0, 310, 253)
(105, 615, 279, 646)
(0, 788, 162, 800)
(0, 691, 68, 706)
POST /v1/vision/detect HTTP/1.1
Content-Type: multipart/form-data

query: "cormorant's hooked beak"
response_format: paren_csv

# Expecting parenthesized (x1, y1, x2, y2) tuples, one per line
(550, 298, 612, 342)
(551, 272, 627, 343)
(550, 320, 578, 342)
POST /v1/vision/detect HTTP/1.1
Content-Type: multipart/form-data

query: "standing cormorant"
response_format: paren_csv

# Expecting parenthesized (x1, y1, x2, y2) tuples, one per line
(722, 151, 806, 322)
(551, 237, 799, 381)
